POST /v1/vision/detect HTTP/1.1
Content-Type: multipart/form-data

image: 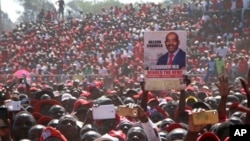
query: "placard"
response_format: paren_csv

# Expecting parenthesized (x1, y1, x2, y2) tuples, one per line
(144, 31, 187, 90)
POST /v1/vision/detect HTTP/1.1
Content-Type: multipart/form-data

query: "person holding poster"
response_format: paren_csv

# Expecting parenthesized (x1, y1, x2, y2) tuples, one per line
(144, 31, 186, 90)
(156, 32, 186, 70)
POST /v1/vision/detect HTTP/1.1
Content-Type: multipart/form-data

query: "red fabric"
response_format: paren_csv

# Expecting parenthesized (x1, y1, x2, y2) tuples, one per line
(37, 116, 53, 126)
(32, 112, 42, 122)
(212, 0, 218, 10)
(33, 100, 61, 114)
(73, 99, 92, 112)
(168, 53, 174, 65)
(196, 132, 220, 141)
(238, 59, 248, 73)
(133, 91, 155, 100)
(109, 130, 126, 140)
(166, 123, 185, 133)
(224, 136, 230, 141)
(80, 91, 91, 98)
(40, 126, 67, 141)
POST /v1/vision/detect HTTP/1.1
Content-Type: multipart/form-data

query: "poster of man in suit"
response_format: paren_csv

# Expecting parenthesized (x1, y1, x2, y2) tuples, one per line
(144, 31, 187, 90)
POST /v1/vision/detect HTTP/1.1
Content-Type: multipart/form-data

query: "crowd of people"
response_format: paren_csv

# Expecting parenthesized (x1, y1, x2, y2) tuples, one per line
(0, 0, 250, 141)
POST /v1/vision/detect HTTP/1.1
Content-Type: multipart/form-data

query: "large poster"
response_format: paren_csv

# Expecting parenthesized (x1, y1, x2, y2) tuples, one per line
(144, 31, 187, 90)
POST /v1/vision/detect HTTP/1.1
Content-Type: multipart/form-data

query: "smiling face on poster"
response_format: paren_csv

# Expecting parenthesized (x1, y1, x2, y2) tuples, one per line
(144, 30, 187, 91)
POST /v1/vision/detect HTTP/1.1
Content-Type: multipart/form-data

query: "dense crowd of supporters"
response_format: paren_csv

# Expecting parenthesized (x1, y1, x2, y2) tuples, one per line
(0, 0, 250, 141)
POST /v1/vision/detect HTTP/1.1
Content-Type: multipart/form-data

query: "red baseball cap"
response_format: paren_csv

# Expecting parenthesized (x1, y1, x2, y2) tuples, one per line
(40, 126, 67, 141)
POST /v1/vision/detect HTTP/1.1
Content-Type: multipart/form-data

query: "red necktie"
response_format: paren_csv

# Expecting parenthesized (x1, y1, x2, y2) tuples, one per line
(168, 53, 174, 65)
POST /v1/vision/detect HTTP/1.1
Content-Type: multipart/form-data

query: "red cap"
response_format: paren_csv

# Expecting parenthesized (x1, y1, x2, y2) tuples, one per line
(133, 91, 155, 100)
(186, 85, 194, 91)
(38, 116, 53, 126)
(80, 91, 91, 98)
(95, 81, 103, 89)
(166, 123, 186, 133)
(164, 97, 173, 102)
(87, 83, 97, 92)
(34, 100, 61, 114)
(30, 87, 38, 91)
(106, 90, 117, 95)
(40, 126, 67, 141)
(109, 130, 126, 140)
(73, 99, 93, 112)
(196, 132, 220, 141)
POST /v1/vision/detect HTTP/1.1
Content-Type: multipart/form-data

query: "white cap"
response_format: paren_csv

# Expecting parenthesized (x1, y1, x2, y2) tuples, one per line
(217, 36, 222, 39)
(94, 133, 119, 141)
(61, 93, 72, 101)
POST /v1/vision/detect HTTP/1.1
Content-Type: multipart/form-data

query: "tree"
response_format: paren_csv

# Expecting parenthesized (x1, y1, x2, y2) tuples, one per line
(15, 0, 55, 22)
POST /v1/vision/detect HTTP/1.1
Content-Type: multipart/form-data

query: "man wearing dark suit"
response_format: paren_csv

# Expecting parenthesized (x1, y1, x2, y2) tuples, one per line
(156, 32, 186, 69)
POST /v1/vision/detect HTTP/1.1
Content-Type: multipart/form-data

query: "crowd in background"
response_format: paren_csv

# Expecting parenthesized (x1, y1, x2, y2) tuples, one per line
(0, 0, 250, 141)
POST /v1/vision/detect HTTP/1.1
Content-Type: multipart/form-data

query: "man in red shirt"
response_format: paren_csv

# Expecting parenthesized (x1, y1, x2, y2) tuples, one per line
(238, 56, 248, 78)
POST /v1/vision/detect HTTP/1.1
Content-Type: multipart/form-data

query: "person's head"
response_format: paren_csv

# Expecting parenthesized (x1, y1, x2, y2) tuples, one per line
(57, 114, 79, 141)
(80, 130, 101, 141)
(61, 93, 72, 110)
(47, 119, 59, 128)
(214, 121, 232, 141)
(166, 128, 187, 141)
(98, 118, 119, 135)
(149, 110, 165, 123)
(158, 118, 175, 131)
(117, 119, 133, 135)
(67, 96, 77, 113)
(165, 32, 180, 54)
(73, 99, 92, 122)
(40, 94, 52, 100)
(28, 124, 46, 141)
(40, 126, 67, 141)
(126, 126, 148, 141)
(163, 101, 178, 119)
(12, 111, 36, 140)
(49, 105, 66, 119)
(159, 131, 168, 141)
(34, 100, 61, 116)
(80, 124, 99, 137)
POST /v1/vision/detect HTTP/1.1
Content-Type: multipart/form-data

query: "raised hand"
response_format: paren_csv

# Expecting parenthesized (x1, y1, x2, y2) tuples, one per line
(188, 108, 208, 133)
(239, 69, 250, 101)
(215, 75, 233, 98)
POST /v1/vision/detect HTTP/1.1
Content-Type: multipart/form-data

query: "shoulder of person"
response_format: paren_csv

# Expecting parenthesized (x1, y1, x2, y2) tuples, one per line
(157, 53, 168, 60)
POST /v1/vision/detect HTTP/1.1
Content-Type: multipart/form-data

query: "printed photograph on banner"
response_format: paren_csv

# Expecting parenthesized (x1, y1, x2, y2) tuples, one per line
(144, 30, 187, 90)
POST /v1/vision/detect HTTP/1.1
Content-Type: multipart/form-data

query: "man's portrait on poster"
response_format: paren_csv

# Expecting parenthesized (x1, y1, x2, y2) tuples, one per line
(156, 32, 186, 70)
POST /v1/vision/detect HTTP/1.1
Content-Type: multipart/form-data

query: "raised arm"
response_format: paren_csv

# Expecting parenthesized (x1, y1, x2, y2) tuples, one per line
(184, 108, 208, 141)
(216, 75, 233, 122)
(140, 81, 148, 112)
(176, 75, 190, 122)
(239, 69, 250, 124)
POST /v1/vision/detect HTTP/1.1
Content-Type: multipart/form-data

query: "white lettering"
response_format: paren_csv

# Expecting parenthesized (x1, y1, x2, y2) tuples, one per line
(234, 129, 247, 136)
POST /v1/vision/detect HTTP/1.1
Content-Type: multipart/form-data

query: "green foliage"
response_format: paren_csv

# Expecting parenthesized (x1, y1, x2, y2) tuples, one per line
(14, 0, 55, 22)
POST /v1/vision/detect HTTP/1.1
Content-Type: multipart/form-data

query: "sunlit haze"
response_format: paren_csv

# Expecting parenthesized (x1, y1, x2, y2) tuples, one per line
(1, 0, 164, 23)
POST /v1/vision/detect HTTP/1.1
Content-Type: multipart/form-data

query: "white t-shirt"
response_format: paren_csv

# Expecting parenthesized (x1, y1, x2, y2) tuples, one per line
(215, 47, 230, 58)
(98, 67, 108, 75)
